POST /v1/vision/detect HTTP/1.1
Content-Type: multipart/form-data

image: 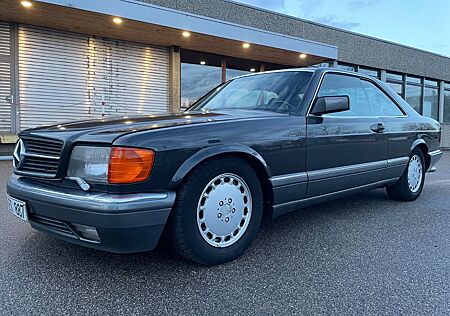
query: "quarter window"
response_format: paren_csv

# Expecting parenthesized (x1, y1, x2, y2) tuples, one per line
(318, 74, 373, 116)
(361, 80, 404, 116)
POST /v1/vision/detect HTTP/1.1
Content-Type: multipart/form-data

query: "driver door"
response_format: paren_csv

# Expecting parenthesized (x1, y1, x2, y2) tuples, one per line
(306, 73, 389, 197)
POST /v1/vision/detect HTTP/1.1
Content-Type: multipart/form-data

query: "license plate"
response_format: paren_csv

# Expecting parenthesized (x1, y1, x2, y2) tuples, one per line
(7, 195, 28, 222)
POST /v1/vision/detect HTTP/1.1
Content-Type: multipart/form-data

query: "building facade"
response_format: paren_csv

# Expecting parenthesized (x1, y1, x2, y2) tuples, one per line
(0, 0, 449, 149)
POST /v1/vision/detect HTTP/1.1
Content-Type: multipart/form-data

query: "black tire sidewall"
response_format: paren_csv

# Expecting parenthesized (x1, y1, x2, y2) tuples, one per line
(391, 148, 426, 201)
(175, 157, 263, 264)
(406, 149, 426, 198)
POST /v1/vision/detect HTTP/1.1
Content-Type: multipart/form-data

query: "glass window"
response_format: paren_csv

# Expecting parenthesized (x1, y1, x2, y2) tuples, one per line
(361, 80, 403, 116)
(181, 63, 222, 109)
(336, 63, 356, 72)
(386, 72, 403, 81)
(387, 82, 403, 97)
(191, 71, 313, 113)
(406, 76, 421, 84)
(424, 79, 438, 87)
(445, 82, 450, 90)
(423, 87, 439, 120)
(318, 74, 373, 116)
(359, 67, 379, 78)
(311, 62, 332, 68)
(444, 90, 450, 123)
(226, 68, 251, 80)
(405, 84, 422, 114)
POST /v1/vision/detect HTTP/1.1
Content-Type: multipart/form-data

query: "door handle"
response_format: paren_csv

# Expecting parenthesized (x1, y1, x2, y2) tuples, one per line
(370, 123, 386, 133)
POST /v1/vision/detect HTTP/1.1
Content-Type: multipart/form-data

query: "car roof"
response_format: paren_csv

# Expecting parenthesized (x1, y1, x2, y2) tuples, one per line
(229, 67, 314, 80)
(229, 67, 381, 83)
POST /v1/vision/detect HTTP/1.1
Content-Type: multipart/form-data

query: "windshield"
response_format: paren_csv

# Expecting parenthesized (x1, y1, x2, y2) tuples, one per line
(189, 71, 313, 113)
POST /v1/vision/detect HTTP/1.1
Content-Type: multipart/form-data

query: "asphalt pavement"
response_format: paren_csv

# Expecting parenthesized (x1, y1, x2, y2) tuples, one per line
(0, 155, 449, 315)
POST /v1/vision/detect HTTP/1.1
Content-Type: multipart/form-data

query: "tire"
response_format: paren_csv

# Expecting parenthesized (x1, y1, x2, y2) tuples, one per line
(167, 156, 263, 265)
(386, 148, 426, 201)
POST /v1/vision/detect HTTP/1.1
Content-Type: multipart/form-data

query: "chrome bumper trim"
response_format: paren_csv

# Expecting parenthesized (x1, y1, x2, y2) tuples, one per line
(428, 150, 443, 172)
(7, 175, 175, 213)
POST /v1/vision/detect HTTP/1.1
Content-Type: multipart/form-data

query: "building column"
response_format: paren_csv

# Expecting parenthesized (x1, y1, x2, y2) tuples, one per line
(402, 74, 407, 99)
(11, 23, 20, 134)
(438, 81, 445, 123)
(420, 78, 425, 114)
(380, 70, 386, 82)
(169, 46, 181, 112)
(221, 58, 227, 82)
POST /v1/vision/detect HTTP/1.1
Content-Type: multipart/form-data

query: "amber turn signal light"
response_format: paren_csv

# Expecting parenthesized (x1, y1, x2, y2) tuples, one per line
(108, 147, 155, 184)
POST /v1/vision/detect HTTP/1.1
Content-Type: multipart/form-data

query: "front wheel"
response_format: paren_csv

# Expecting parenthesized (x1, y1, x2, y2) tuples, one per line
(386, 148, 426, 201)
(167, 157, 263, 265)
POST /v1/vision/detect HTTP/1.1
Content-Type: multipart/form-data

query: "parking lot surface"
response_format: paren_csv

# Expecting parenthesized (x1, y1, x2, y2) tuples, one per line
(0, 154, 449, 315)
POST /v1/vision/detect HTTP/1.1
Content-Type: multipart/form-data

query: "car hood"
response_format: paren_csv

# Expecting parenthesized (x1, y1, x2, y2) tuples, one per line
(20, 110, 284, 144)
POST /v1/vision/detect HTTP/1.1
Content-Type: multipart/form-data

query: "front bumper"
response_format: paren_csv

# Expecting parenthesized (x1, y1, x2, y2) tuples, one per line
(6, 175, 175, 253)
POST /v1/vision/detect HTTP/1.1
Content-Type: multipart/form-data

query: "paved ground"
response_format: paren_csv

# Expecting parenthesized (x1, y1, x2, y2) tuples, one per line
(0, 155, 449, 316)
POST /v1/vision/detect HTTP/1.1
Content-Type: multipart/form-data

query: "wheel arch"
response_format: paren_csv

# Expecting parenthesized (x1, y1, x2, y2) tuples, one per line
(410, 139, 430, 170)
(169, 145, 274, 204)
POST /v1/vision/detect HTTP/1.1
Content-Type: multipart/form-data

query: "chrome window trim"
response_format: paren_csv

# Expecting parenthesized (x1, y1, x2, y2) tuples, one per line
(317, 115, 408, 119)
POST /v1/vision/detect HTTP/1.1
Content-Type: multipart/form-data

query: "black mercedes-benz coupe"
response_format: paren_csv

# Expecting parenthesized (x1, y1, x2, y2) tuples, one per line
(7, 68, 442, 265)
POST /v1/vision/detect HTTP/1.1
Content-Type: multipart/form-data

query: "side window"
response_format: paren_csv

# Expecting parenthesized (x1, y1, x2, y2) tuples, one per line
(317, 74, 373, 116)
(361, 80, 404, 116)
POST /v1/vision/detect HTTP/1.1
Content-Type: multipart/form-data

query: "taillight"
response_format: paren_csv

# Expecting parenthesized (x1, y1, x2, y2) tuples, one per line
(108, 147, 155, 184)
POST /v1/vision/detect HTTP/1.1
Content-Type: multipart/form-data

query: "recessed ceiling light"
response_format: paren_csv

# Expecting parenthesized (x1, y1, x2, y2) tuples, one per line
(21, 0, 32, 8)
(112, 17, 123, 24)
(250, 68, 256, 72)
(182, 31, 191, 37)
(242, 42, 250, 49)
(200, 61, 206, 65)
(299, 53, 307, 59)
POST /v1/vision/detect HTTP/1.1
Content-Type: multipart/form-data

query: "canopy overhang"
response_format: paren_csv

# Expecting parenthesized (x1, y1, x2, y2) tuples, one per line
(0, 0, 338, 67)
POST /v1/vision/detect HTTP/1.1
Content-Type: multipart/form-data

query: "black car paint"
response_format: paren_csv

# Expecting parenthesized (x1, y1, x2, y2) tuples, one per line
(17, 68, 441, 216)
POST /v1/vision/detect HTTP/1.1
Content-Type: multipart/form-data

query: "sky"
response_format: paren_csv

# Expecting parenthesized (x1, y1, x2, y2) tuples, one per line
(233, 0, 450, 57)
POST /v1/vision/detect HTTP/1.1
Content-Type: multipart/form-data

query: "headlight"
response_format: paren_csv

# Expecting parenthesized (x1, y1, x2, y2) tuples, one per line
(67, 146, 155, 184)
(67, 146, 111, 183)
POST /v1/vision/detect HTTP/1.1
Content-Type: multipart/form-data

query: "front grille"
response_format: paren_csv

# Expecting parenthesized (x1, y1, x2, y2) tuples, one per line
(24, 137, 63, 156)
(29, 214, 77, 239)
(16, 136, 63, 177)
(20, 156, 60, 174)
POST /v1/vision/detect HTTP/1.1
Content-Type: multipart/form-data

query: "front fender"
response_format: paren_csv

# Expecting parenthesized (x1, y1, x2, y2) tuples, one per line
(169, 144, 271, 187)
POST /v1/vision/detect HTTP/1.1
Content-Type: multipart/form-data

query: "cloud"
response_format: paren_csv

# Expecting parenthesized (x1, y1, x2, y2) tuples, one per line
(347, 0, 378, 11)
(313, 14, 361, 30)
(293, 0, 324, 16)
(235, 0, 361, 31)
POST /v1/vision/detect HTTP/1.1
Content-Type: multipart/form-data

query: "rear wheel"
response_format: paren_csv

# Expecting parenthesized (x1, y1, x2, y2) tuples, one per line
(386, 148, 426, 201)
(168, 157, 263, 265)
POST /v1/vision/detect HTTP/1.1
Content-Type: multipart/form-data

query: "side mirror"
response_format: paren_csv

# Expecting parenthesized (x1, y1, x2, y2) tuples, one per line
(310, 95, 349, 116)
